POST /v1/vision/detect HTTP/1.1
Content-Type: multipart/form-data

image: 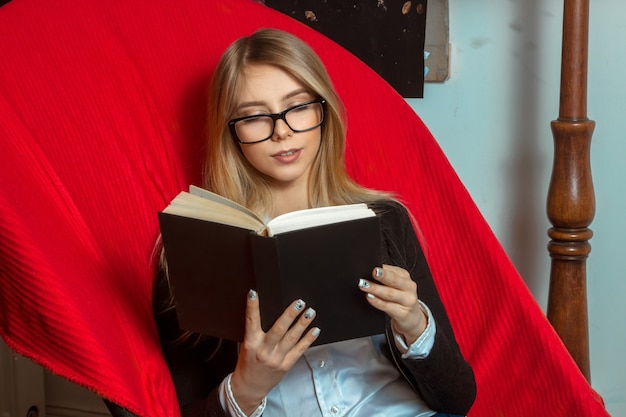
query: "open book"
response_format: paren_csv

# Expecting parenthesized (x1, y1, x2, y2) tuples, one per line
(158, 186, 385, 345)
(163, 185, 377, 236)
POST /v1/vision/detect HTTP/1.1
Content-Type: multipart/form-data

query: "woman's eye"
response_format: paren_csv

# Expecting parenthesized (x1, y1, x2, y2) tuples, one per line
(290, 103, 311, 112)
(243, 111, 266, 117)
(240, 116, 264, 124)
(235, 106, 268, 118)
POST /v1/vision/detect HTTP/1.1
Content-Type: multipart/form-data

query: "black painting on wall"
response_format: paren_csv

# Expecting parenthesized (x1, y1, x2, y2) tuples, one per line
(261, 0, 427, 98)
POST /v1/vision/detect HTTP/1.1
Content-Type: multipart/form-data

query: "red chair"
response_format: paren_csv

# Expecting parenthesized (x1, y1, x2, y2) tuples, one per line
(0, 0, 608, 415)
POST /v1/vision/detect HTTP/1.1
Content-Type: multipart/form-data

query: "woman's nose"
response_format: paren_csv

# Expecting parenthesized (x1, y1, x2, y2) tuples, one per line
(271, 118, 293, 141)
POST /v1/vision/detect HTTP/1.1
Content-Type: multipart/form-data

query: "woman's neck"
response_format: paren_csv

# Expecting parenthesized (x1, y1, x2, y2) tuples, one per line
(270, 185, 310, 218)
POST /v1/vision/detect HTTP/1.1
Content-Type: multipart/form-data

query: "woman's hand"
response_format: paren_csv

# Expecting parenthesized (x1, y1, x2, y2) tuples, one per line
(230, 290, 319, 415)
(358, 265, 428, 346)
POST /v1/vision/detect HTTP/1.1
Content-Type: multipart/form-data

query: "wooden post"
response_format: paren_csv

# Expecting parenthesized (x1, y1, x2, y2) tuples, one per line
(546, 0, 595, 381)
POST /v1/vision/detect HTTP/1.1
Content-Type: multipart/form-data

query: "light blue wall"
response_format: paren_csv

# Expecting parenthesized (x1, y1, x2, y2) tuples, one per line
(409, 0, 625, 415)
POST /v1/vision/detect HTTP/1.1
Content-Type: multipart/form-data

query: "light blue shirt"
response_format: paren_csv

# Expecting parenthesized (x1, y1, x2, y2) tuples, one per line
(220, 302, 437, 417)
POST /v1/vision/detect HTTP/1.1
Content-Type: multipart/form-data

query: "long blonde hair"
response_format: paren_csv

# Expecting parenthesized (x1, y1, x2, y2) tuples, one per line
(157, 30, 395, 346)
(203, 28, 390, 217)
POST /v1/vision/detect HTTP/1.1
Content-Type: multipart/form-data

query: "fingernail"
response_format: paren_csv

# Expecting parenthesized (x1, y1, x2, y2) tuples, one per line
(367, 293, 376, 300)
(358, 279, 370, 289)
(304, 307, 315, 320)
(248, 289, 257, 300)
(294, 299, 305, 311)
(311, 327, 321, 337)
(375, 267, 384, 278)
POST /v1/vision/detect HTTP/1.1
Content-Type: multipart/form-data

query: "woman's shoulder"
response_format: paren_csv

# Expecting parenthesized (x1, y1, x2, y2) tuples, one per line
(367, 198, 411, 224)
(367, 198, 416, 247)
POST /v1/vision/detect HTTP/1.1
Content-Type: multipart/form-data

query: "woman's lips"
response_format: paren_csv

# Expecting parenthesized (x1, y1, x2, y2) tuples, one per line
(272, 148, 301, 163)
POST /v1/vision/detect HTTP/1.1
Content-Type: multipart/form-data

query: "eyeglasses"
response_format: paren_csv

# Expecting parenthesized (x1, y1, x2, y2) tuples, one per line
(228, 98, 326, 144)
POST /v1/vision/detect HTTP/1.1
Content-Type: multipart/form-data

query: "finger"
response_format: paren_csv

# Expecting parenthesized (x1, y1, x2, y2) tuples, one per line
(364, 291, 410, 317)
(279, 307, 317, 350)
(284, 326, 321, 363)
(264, 299, 307, 345)
(360, 270, 419, 314)
(244, 289, 262, 339)
(359, 277, 412, 305)
(373, 265, 414, 290)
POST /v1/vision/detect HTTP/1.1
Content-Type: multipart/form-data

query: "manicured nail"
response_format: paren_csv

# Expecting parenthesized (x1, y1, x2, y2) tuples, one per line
(248, 289, 257, 300)
(311, 327, 321, 337)
(358, 279, 370, 289)
(375, 267, 384, 278)
(304, 307, 316, 320)
(367, 293, 376, 300)
(294, 299, 305, 311)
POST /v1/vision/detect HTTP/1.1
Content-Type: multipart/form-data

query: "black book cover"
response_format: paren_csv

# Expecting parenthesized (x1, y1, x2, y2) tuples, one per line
(158, 213, 254, 342)
(158, 213, 385, 345)
(251, 216, 385, 345)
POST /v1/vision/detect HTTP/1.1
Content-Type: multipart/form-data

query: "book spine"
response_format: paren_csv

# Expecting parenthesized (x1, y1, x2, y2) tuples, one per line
(249, 235, 286, 332)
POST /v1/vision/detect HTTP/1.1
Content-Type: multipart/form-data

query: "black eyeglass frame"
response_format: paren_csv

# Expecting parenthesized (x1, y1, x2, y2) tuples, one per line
(228, 98, 326, 144)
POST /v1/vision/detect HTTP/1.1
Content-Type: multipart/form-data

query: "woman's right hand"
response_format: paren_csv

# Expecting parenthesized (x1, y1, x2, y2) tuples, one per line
(230, 290, 320, 415)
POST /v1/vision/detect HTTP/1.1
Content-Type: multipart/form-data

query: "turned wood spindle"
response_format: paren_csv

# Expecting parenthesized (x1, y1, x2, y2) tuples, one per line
(546, 0, 595, 382)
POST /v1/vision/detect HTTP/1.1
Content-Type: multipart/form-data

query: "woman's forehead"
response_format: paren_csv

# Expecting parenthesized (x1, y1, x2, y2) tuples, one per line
(233, 64, 310, 105)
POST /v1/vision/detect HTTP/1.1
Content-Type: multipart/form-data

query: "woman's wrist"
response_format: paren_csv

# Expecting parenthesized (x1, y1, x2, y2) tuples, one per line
(404, 302, 429, 345)
(392, 300, 436, 358)
(229, 372, 266, 416)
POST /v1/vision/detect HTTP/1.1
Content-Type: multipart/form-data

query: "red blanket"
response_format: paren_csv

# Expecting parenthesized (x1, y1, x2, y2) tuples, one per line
(0, 0, 608, 415)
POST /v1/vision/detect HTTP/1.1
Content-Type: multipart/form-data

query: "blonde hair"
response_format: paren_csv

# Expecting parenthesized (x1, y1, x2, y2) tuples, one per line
(158, 30, 395, 344)
(203, 28, 390, 217)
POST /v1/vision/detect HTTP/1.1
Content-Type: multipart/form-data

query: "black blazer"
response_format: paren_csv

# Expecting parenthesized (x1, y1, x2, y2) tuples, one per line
(153, 200, 476, 417)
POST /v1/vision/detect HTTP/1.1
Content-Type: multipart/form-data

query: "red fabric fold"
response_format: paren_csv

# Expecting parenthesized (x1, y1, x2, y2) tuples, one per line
(0, 0, 608, 415)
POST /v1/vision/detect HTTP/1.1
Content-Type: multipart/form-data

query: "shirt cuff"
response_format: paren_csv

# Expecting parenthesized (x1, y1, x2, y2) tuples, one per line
(218, 373, 266, 417)
(392, 300, 436, 359)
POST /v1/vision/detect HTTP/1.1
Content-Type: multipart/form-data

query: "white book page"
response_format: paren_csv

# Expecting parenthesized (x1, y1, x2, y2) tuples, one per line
(189, 185, 261, 221)
(266, 203, 375, 236)
(163, 190, 265, 232)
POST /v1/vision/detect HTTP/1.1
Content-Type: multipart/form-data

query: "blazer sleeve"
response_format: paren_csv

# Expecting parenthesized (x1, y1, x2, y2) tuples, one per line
(374, 201, 477, 415)
(153, 269, 239, 417)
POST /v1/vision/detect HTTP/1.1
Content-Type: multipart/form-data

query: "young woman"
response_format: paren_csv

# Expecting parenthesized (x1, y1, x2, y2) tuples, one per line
(153, 28, 476, 417)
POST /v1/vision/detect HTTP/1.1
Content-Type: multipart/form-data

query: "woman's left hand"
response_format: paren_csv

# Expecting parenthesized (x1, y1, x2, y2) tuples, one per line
(358, 264, 428, 345)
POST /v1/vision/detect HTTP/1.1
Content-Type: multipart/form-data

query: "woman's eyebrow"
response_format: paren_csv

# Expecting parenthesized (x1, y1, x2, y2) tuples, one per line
(282, 88, 310, 101)
(236, 100, 265, 110)
(236, 88, 311, 110)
